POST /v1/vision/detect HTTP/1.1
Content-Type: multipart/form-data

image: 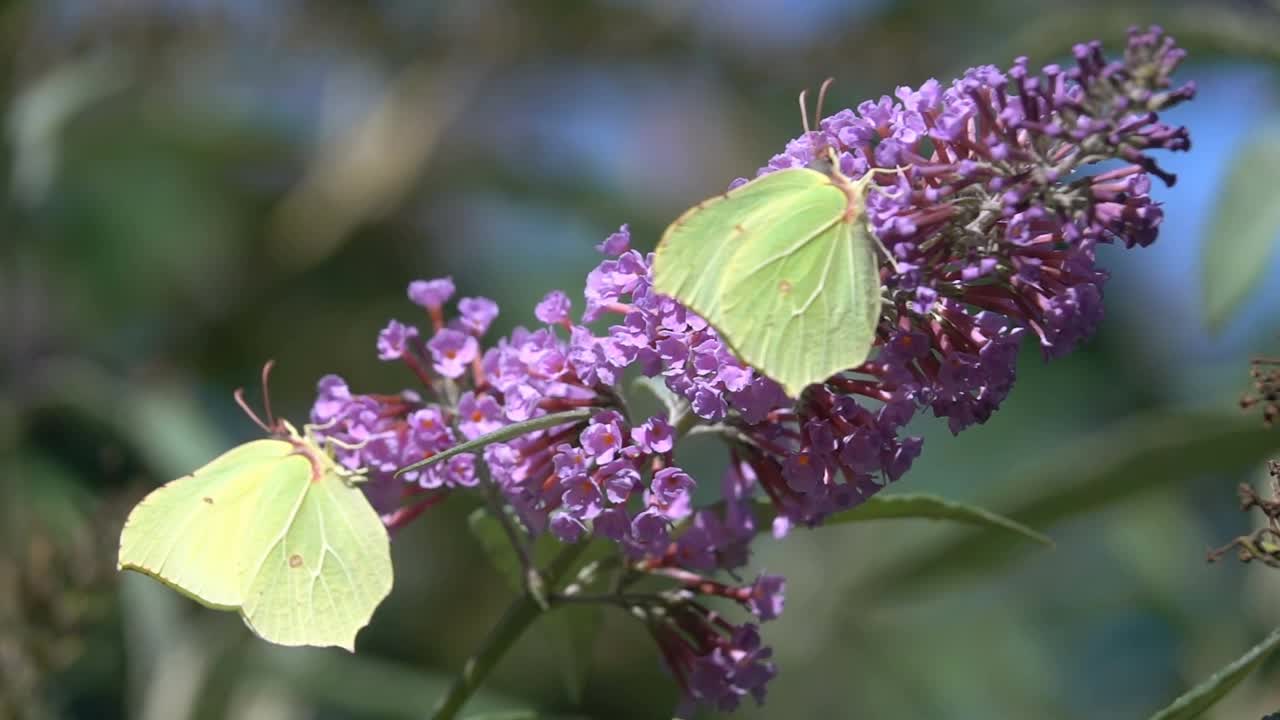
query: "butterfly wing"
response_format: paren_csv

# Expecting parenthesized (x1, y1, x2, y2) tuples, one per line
(655, 167, 881, 397)
(721, 209, 882, 397)
(655, 168, 839, 324)
(237, 442, 393, 651)
(118, 439, 294, 609)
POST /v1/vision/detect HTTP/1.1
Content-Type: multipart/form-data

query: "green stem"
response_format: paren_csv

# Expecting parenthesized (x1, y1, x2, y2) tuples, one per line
(396, 408, 593, 480)
(433, 382, 712, 718)
(430, 542, 589, 720)
(429, 593, 539, 720)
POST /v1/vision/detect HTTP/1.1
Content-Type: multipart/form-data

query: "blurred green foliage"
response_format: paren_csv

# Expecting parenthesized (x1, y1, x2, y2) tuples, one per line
(3, 1, 1280, 718)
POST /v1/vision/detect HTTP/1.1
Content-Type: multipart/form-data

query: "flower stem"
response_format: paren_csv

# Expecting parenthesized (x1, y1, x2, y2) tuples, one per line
(429, 593, 540, 720)
(430, 541, 589, 720)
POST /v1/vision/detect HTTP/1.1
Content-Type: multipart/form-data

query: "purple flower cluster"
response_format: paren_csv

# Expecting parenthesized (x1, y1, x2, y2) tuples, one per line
(585, 237, 927, 532)
(585, 246, 780, 423)
(311, 262, 786, 706)
(754, 26, 1192, 439)
(307, 28, 1192, 713)
(658, 617, 776, 712)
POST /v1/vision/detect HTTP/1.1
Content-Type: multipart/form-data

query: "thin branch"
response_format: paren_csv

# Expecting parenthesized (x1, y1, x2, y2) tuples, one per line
(429, 542, 589, 720)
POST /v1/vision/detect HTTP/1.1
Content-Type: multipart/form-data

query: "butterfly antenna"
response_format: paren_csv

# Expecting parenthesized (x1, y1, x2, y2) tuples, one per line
(797, 86, 812, 135)
(814, 77, 834, 131)
(260, 359, 279, 430)
(234, 387, 273, 434)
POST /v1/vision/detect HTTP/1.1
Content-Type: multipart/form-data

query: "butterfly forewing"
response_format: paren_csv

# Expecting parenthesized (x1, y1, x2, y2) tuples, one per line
(655, 168, 838, 324)
(721, 195, 881, 397)
(654, 166, 883, 397)
(117, 439, 295, 609)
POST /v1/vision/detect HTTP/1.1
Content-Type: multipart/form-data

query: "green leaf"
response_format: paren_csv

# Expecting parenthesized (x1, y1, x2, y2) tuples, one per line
(1202, 123, 1280, 331)
(874, 412, 1280, 595)
(819, 493, 1053, 546)
(10, 53, 132, 205)
(547, 604, 602, 704)
(1148, 626, 1280, 720)
(396, 408, 593, 478)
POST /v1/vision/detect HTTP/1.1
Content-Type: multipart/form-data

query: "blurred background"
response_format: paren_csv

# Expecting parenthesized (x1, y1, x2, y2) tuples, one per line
(3, 0, 1280, 718)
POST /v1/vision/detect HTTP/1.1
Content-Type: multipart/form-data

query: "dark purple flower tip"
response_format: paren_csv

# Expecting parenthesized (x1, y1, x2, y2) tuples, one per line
(550, 512, 588, 542)
(535, 290, 572, 324)
(376, 319, 420, 361)
(630, 416, 675, 454)
(561, 474, 605, 520)
(502, 382, 542, 422)
(553, 443, 590, 478)
(687, 623, 776, 711)
(593, 506, 630, 541)
(427, 328, 478, 379)
(745, 574, 786, 622)
(596, 224, 631, 256)
(583, 250, 646, 321)
(311, 374, 353, 424)
(457, 296, 500, 336)
(630, 506, 670, 549)
(409, 406, 451, 443)
(651, 466, 695, 506)
(781, 450, 823, 493)
(672, 520, 719, 570)
(446, 453, 479, 488)
(408, 277, 455, 310)
(601, 462, 641, 504)
(691, 385, 729, 420)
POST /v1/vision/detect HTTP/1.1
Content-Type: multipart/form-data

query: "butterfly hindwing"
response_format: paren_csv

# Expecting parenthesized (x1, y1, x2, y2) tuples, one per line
(239, 448, 393, 651)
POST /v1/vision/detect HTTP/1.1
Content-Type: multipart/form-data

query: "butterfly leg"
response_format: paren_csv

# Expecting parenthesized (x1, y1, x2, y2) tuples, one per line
(867, 229, 902, 275)
(310, 430, 375, 454)
(305, 417, 341, 431)
(307, 431, 374, 486)
(858, 165, 915, 274)
(333, 464, 371, 487)
(324, 454, 371, 487)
